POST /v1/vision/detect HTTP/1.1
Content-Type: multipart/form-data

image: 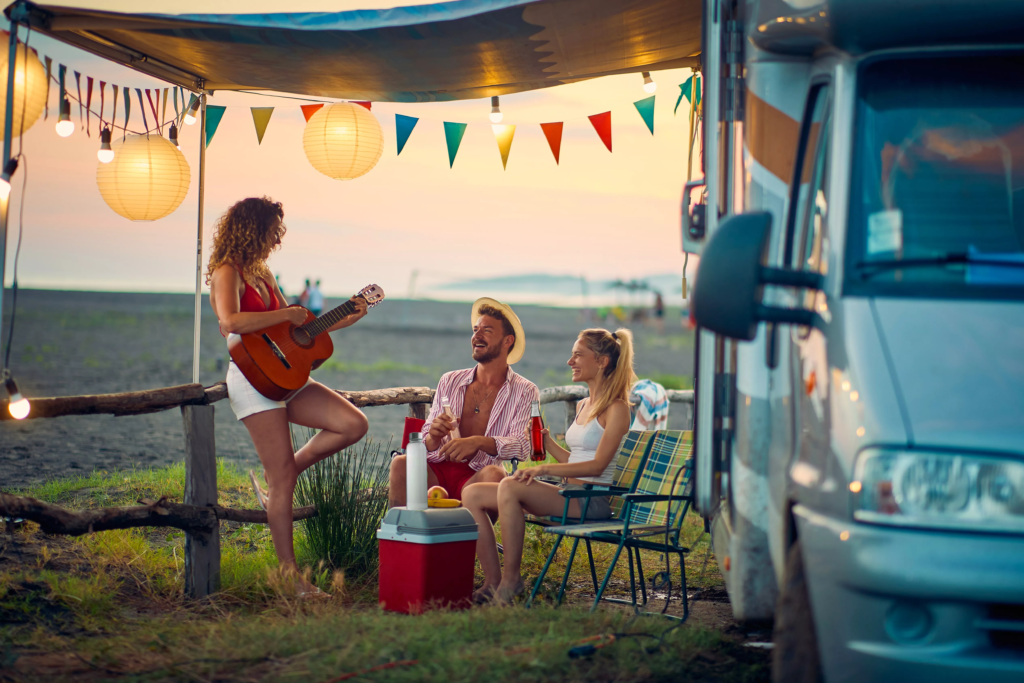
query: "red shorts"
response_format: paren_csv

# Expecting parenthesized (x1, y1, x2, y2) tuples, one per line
(428, 460, 478, 501)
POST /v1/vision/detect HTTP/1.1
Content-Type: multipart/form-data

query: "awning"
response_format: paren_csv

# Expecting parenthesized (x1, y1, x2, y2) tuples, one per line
(8, 0, 701, 102)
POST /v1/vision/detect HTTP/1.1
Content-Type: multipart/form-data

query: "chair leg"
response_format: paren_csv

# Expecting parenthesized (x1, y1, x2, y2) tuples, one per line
(679, 550, 689, 622)
(556, 537, 583, 606)
(526, 534, 563, 608)
(626, 546, 638, 609)
(634, 547, 648, 607)
(585, 540, 599, 594)
(592, 540, 627, 613)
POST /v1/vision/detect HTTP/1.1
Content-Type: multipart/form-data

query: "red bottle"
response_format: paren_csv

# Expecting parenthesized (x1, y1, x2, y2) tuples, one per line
(529, 400, 545, 462)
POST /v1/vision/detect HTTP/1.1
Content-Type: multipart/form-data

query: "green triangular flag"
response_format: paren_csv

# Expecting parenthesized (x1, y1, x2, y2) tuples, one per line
(205, 105, 227, 148)
(675, 75, 702, 115)
(444, 121, 467, 168)
(396, 114, 418, 155)
(250, 107, 274, 144)
(633, 95, 655, 135)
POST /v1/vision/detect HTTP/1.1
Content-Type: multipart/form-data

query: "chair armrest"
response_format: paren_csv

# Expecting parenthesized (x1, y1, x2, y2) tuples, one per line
(620, 493, 679, 503)
(558, 486, 629, 499)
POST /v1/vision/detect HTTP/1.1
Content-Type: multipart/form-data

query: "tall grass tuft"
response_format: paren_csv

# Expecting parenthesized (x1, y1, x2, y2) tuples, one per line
(293, 434, 392, 581)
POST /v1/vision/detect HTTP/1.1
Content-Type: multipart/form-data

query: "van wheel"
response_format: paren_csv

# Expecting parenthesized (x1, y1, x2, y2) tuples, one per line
(772, 539, 823, 683)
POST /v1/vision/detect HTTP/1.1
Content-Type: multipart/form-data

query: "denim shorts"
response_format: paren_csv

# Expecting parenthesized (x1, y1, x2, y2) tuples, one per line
(559, 483, 613, 520)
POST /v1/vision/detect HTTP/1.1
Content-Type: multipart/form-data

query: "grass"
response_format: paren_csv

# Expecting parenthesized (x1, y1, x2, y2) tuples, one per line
(1, 464, 747, 682)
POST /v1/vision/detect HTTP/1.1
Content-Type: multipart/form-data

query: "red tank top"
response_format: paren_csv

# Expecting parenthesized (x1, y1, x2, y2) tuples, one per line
(235, 266, 279, 313)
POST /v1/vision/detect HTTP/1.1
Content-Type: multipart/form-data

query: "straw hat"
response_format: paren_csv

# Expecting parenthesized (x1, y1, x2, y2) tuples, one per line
(471, 297, 525, 364)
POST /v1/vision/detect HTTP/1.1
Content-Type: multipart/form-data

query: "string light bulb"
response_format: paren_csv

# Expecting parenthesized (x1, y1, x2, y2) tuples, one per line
(4, 373, 29, 420)
(489, 96, 503, 123)
(55, 98, 74, 137)
(642, 72, 657, 93)
(169, 123, 180, 150)
(97, 127, 114, 163)
(0, 157, 18, 200)
(183, 96, 200, 125)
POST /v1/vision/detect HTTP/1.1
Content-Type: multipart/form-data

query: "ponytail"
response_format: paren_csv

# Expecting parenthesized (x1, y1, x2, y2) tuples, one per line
(577, 327, 637, 424)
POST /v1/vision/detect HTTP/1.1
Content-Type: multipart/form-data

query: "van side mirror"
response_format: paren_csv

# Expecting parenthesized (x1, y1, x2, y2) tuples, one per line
(691, 212, 825, 341)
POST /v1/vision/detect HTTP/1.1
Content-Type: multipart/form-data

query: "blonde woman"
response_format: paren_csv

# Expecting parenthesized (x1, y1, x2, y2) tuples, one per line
(207, 197, 369, 597)
(462, 328, 636, 604)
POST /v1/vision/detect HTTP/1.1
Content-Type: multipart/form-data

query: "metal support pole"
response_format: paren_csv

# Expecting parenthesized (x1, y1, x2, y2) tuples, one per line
(0, 23, 19, 365)
(191, 92, 206, 384)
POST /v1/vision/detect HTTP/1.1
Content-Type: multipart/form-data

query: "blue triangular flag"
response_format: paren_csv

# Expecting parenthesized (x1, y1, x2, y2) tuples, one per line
(633, 95, 655, 134)
(205, 105, 226, 148)
(675, 74, 702, 115)
(396, 114, 419, 155)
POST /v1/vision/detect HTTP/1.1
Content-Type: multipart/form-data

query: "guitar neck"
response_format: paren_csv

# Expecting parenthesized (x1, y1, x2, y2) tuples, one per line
(300, 298, 360, 338)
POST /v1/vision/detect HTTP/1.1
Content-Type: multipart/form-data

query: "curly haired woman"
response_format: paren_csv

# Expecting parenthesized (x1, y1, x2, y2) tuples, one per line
(207, 197, 368, 597)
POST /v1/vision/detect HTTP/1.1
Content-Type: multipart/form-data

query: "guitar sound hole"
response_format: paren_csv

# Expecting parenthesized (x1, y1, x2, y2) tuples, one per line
(292, 327, 313, 347)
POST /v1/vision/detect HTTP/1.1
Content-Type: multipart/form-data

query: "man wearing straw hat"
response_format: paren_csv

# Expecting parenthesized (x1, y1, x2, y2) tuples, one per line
(389, 298, 538, 507)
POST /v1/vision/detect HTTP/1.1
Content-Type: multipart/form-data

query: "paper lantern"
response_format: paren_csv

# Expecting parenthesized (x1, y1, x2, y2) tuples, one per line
(303, 102, 383, 180)
(96, 134, 191, 221)
(0, 35, 47, 140)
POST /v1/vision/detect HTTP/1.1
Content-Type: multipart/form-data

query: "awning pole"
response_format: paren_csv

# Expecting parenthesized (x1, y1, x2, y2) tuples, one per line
(191, 91, 206, 385)
(0, 21, 19, 368)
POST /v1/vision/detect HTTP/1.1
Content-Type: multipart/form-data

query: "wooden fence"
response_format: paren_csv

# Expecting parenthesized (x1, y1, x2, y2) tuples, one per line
(1, 382, 693, 597)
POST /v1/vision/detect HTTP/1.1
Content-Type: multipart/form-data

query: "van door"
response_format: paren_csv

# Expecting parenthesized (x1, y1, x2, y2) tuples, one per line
(767, 81, 833, 578)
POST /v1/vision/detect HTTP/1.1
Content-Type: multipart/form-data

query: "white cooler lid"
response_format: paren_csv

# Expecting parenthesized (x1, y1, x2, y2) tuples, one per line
(377, 506, 479, 544)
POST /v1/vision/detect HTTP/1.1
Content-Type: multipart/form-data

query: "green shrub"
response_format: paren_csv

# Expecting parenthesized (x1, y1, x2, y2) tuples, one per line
(293, 436, 391, 581)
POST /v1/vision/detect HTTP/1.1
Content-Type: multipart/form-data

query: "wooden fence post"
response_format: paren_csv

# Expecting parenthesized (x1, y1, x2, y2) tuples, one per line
(408, 402, 428, 420)
(182, 404, 220, 598)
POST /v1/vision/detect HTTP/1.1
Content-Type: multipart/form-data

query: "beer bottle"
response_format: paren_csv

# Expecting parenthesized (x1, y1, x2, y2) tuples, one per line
(530, 400, 546, 462)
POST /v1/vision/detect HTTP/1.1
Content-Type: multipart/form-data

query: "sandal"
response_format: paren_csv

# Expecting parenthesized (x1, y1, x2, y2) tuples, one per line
(249, 470, 268, 511)
(473, 585, 497, 605)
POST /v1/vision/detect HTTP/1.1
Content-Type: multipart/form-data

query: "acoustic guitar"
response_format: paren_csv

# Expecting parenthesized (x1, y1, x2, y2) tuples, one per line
(229, 284, 385, 400)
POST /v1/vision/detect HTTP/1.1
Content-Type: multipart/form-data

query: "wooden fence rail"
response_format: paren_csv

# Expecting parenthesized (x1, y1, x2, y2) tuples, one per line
(1, 381, 693, 598)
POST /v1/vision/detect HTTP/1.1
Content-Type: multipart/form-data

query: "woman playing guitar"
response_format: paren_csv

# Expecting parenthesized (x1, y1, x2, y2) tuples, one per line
(207, 197, 369, 597)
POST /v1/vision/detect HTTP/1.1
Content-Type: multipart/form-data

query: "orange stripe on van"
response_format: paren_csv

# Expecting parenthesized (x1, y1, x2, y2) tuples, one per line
(746, 90, 802, 186)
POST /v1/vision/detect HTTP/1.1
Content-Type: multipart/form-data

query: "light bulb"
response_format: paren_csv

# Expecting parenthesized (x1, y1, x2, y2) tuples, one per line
(0, 178, 9, 200)
(0, 158, 18, 199)
(97, 128, 114, 163)
(183, 95, 200, 126)
(489, 95, 503, 123)
(4, 376, 29, 420)
(183, 111, 196, 126)
(642, 72, 657, 93)
(56, 98, 73, 137)
(169, 123, 179, 150)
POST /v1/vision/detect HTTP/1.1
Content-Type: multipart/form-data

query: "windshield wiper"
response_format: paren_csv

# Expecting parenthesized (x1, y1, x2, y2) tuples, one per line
(856, 252, 1024, 278)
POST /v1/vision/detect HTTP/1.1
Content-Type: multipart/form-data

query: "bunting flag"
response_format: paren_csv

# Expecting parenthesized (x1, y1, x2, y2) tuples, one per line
(173, 87, 179, 121)
(122, 86, 130, 140)
(250, 107, 274, 144)
(353, 101, 372, 110)
(492, 124, 515, 170)
(300, 103, 323, 122)
(205, 105, 227, 148)
(74, 71, 83, 129)
(588, 111, 612, 152)
(540, 122, 563, 164)
(161, 88, 169, 132)
(145, 89, 160, 133)
(633, 95, 655, 135)
(136, 89, 149, 132)
(443, 121, 467, 168)
(675, 74, 701, 114)
(98, 81, 105, 126)
(111, 84, 118, 137)
(185, 93, 198, 124)
(86, 77, 93, 136)
(395, 114, 418, 156)
(44, 57, 51, 120)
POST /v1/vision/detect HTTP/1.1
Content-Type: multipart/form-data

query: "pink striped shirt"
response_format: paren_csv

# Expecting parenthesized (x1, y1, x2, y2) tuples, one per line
(423, 366, 538, 471)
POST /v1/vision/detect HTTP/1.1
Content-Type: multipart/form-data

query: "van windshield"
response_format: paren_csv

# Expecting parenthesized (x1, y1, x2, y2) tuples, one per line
(849, 55, 1024, 298)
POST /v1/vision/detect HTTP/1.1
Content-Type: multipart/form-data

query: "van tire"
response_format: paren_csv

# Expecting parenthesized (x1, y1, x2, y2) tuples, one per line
(772, 539, 823, 683)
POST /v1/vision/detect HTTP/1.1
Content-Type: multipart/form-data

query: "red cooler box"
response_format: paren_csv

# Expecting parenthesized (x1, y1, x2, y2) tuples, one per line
(377, 507, 478, 614)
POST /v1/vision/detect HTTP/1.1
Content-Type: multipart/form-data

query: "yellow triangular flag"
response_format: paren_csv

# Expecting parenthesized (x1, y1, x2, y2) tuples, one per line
(251, 107, 275, 145)
(492, 124, 516, 170)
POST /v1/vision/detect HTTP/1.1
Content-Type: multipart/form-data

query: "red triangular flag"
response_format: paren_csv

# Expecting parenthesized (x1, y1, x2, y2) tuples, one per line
(301, 103, 324, 122)
(588, 111, 612, 152)
(352, 101, 372, 110)
(540, 122, 563, 164)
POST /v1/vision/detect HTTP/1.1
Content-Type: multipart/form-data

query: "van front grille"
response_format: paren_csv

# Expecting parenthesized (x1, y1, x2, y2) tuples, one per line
(978, 604, 1024, 653)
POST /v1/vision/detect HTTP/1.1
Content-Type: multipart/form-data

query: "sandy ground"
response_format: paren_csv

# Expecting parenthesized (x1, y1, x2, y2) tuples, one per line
(1, 290, 694, 489)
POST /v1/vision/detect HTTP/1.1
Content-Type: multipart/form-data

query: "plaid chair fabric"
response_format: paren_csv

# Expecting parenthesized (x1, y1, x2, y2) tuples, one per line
(620, 430, 694, 525)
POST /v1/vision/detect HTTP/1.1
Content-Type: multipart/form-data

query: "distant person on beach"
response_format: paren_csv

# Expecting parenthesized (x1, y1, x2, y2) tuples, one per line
(653, 291, 665, 333)
(388, 298, 537, 508)
(297, 279, 311, 308)
(206, 197, 369, 598)
(308, 279, 324, 317)
(275, 274, 286, 299)
(463, 328, 635, 605)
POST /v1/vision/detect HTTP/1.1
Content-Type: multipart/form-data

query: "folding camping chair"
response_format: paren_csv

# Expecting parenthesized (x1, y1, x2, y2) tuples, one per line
(526, 430, 694, 617)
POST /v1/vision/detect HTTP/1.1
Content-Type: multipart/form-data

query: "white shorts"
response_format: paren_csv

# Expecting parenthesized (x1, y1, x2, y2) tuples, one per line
(225, 361, 313, 421)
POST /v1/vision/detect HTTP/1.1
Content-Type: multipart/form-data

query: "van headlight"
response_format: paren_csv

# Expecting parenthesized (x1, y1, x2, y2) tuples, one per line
(852, 449, 1024, 532)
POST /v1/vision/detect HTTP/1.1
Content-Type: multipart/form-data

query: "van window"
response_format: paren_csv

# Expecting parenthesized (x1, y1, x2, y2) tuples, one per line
(847, 54, 1024, 299)
(787, 83, 832, 269)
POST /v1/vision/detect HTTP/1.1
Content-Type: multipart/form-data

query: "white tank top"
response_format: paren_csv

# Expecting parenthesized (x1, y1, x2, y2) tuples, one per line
(564, 402, 615, 485)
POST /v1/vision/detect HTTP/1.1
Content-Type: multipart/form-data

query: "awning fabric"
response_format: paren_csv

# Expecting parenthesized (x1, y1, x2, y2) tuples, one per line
(9, 0, 701, 102)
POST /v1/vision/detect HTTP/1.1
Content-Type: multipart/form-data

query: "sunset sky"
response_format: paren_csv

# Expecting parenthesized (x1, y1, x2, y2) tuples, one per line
(2, 0, 699, 305)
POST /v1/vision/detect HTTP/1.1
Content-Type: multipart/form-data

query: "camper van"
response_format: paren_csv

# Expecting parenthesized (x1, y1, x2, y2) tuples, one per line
(687, 1, 1024, 681)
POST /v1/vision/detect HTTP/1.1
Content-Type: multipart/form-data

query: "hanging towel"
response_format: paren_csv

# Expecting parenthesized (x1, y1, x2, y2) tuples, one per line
(629, 379, 670, 431)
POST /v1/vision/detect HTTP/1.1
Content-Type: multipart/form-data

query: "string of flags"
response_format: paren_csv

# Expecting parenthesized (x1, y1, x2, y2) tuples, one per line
(45, 53, 703, 169)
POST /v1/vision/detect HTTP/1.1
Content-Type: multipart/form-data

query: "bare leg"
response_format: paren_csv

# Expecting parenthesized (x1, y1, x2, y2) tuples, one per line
(286, 382, 369, 472)
(240, 408, 305, 580)
(495, 478, 582, 602)
(462, 482, 502, 592)
(388, 456, 440, 508)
